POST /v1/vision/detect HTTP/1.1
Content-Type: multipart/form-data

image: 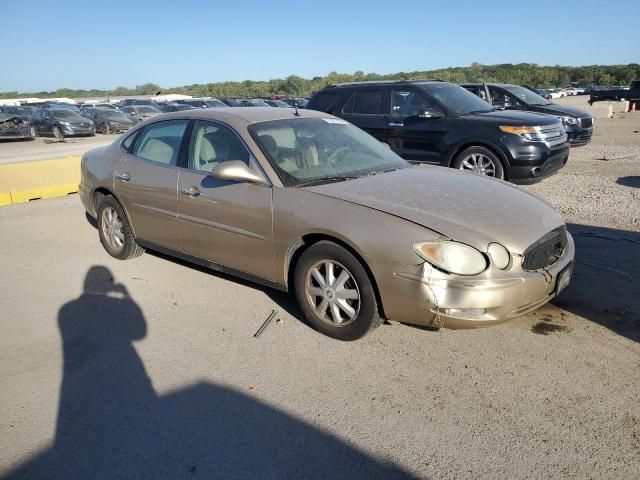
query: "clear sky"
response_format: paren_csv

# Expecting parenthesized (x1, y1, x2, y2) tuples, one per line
(2, 0, 639, 92)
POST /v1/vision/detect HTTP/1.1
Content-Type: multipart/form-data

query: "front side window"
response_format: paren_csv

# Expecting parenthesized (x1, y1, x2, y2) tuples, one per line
(420, 83, 493, 115)
(489, 87, 514, 106)
(391, 90, 439, 116)
(133, 120, 188, 166)
(188, 121, 250, 173)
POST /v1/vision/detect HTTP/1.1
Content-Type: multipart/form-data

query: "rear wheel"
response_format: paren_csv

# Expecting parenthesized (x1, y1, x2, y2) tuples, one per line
(29, 126, 37, 139)
(97, 195, 144, 260)
(294, 241, 381, 340)
(453, 146, 505, 180)
(52, 126, 63, 140)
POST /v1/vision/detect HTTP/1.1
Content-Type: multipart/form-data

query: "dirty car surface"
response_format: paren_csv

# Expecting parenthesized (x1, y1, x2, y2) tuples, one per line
(80, 108, 575, 340)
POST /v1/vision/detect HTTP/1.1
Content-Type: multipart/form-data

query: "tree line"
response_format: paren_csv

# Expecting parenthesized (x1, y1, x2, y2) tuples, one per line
(2, 63, 638, 100)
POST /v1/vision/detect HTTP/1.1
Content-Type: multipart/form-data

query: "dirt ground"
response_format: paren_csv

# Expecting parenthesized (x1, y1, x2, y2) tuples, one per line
(0, 106, 639, 479)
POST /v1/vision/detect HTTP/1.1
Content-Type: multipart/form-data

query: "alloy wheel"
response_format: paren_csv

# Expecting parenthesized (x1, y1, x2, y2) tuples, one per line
(460, 153, 497, 177)
(305, 260, 361, 326)
(101, 207, 124, 251)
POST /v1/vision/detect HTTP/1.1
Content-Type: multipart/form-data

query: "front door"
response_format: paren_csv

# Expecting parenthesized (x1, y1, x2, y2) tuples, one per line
(384, 89, 448, 164)
(114, 119, 189, 250)
(177, 120, 275, 281)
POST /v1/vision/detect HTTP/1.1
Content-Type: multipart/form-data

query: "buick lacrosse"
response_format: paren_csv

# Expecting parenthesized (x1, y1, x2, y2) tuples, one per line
(80, 108, 574, 340)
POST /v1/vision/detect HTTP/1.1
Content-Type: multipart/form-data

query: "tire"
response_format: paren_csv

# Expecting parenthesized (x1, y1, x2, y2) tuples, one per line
(97, 195, 144, 260)
(293, 241, 382, 340)
(52, 126, 63, 140)
(453, 146, 505, 180)
(101, 123, 111, 135)
(29, 126, 37, 139)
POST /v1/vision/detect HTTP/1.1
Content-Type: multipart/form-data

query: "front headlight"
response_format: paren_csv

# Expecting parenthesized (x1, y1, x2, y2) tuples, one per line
(60, 121, 71, 126)
(499, 125, 544, 142)
(559, 116, 577, 125)
(414, 241, 487, 276)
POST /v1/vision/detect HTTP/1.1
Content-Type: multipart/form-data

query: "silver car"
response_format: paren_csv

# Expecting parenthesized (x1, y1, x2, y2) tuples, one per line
(80, 108, 574, 340)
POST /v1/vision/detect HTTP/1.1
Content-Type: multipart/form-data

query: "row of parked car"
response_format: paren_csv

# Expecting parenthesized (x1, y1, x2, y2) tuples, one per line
(0, 96, 311, 140)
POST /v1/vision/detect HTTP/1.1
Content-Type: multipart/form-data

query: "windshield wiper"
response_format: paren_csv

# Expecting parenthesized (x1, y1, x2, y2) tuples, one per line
(296, 175, 360, 187)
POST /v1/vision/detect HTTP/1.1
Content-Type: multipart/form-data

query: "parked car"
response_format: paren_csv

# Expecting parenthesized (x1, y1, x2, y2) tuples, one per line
(588, 86, 630, 104)
(121, 105, 162, 123)
(0, 105, 38, 121)
(78, 102, 118, 110)
(220, 98, 244, 107)
(80, 108, 575, 340)
(176, 98, 227, 108)
(31, 108, 95, 138)
(120, 99, 159, 108)
(43, 102, 81, 111)
(157, 103, 195, 113)
(81, 108, 136, 134)
(462, 83, 593, 146)
(0, 113, 36, 141)
(283, 97, 308, 108)
(241, 99, 271, 107)
(264, 99, 292, 108)
(307, 80, 570, 183)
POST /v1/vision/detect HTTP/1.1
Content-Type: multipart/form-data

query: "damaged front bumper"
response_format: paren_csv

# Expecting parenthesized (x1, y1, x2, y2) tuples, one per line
(367, 233, 575, 328)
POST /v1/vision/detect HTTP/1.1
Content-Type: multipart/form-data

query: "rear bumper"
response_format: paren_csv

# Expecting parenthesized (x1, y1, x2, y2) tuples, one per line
(367, 233, 575, 328)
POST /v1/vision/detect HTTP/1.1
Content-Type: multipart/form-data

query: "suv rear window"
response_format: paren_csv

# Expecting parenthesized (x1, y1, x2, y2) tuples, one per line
(308, 91, 340, 112)
(344, 90, 385, 115)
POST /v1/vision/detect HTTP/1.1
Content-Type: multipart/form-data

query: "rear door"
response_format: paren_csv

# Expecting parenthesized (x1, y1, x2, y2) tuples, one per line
(177, 120, 275, 281)
(114, 119, 189, 250)
(384, 88, 448, 164)
(338, 88, 388, 142)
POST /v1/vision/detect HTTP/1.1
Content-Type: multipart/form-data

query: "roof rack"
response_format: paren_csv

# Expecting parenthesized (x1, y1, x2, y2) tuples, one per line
(323, 79, 445, 89)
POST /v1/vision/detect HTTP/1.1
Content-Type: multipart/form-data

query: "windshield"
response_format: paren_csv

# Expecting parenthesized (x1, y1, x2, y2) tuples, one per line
(136, 106, 160, 113)
(504, 85, 551, 106)
(50, 110, 84, 120)
(98, 110, 128, 118)
(420, 83, 493, 115)
(249, 117, 409, 187)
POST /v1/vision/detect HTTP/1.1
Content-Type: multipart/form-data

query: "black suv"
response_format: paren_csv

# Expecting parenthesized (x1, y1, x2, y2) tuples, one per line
(307, 80, 570, 183)
(462, 83, 593, 146)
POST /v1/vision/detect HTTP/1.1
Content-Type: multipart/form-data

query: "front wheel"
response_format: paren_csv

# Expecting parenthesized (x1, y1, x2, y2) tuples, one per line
(453, 146, 505, 180)
(52, 126, 63, 140)
(293, 241, 382, 340)
(101, 123, 111, 135)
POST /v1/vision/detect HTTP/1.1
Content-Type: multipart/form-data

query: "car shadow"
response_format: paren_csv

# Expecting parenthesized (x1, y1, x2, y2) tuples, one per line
(616, 176, 640, 188)
(4, 266, 418, 480)
(552, 224, 640, 342)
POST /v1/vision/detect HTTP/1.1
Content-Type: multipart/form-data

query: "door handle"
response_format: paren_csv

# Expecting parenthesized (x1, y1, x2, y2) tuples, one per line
(180, 186, 200, 197)
(388, 122, 404, 127)
(115, 172, 131, 182)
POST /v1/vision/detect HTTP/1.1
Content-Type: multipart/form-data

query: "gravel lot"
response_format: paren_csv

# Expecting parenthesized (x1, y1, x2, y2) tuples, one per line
(0, 104, 639, 479)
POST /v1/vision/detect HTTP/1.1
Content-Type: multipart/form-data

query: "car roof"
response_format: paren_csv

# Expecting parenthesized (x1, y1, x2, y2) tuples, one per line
(154, 107, 330, 128)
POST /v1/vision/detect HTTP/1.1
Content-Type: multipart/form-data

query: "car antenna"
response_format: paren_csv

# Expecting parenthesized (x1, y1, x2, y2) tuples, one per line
(293, 105, 301, 117)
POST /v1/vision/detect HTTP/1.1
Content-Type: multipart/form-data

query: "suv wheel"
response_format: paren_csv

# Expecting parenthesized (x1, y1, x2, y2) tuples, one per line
(97, 195, 144, 260)
(453, 146, 504, 179)
(294, 241, 382, 340)
(52, 126, 63, 140)
(101, 123, 111, 135)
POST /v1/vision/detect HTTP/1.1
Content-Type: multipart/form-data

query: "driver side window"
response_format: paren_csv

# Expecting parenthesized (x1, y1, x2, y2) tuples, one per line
(391, 90, 440, 116)
(188, 121, 250, 173)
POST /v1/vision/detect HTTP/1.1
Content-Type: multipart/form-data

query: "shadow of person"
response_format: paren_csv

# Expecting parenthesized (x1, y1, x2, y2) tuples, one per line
(5, 266, 417, 480)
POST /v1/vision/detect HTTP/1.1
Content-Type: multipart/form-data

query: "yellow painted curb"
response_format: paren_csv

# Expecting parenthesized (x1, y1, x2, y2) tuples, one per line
(0, 156, 81, 207)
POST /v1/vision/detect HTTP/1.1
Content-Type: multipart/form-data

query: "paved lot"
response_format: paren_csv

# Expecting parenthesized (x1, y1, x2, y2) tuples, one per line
(1, 112, 639, 479)
(0, 134, 114, 165)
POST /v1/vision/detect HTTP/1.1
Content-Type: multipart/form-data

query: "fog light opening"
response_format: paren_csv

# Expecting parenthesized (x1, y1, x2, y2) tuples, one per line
(531, 167, 542, 177)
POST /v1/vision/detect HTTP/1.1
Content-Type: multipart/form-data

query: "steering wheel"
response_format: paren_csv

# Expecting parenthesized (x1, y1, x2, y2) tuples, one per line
(327, 146, 350, 165)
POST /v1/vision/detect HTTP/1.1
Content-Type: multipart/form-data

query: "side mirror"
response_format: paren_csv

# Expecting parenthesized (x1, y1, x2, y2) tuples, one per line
(211, 161, 267, 185)
(418, 109, 445, 119)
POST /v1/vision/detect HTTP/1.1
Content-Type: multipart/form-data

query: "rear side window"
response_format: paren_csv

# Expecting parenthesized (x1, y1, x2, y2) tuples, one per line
(133, 120, 189, 166)
(349, 90, 385, 114)
(308, 91, 340, 112)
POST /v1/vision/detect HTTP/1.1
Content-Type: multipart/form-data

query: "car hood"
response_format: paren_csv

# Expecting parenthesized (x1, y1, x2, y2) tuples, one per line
(528, 103, 591, 119)
(302, 166, 564, 254)
(466, 109, 560, 126)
